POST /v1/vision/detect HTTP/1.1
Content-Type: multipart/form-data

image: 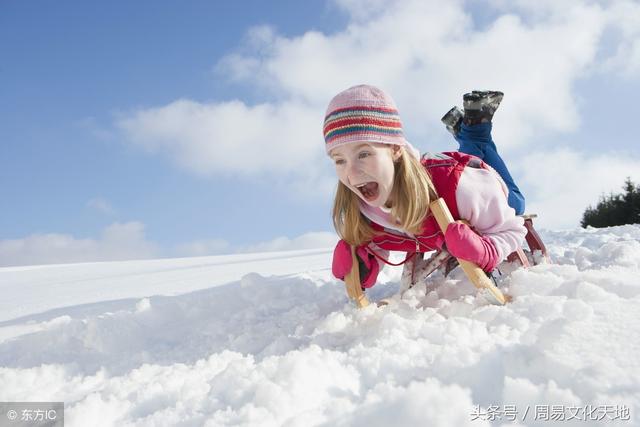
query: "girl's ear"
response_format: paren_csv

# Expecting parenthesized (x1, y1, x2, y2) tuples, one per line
(391, 145, 403, 162)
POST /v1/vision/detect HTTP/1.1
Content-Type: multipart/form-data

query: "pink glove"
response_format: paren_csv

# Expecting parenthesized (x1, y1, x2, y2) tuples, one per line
(332, 240, 380, 288)
(444, 222, 499, 272)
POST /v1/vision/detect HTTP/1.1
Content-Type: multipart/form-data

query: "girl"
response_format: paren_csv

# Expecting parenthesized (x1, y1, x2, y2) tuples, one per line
(325, 84, 527, 289)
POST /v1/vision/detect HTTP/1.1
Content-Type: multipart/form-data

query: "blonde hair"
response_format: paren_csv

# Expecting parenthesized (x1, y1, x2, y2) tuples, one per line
(331, 146, 438, 246)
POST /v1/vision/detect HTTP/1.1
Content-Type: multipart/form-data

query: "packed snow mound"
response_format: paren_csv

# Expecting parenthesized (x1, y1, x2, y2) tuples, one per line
(0, 226, 638, 426)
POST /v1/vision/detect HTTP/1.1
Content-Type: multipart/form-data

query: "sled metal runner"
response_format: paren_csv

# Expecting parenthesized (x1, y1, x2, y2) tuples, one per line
(343, 198, 550, 307)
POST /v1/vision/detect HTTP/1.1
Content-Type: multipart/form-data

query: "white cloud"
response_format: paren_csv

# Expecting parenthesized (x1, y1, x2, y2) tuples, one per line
(174, 232, 338, 257)
(598, 0, 640, 77)
(116, 99, 323, 178)
(238, 231, 338, 253)
(213, 0, 614, 151)
(483, 0, 640, 79)
(0, 226, 340, 267)
(174, 238, 231, 257)
(86, 197, 116, 216)
(515, 148, 640, 229)
(117, 0, 640, 166)
(0, 222, 158, 267)
(115, 0, 640, 227)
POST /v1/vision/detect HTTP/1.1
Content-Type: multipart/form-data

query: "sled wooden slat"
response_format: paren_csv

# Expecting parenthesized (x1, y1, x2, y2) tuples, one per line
(344, 246, 370, 308)
(429, 198, 508, 305)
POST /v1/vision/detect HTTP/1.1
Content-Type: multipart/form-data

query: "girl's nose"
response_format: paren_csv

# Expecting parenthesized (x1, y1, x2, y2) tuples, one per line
(347, 162, 363, 185)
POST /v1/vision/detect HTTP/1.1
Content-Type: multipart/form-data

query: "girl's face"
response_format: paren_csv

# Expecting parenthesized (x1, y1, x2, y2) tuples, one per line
(330, 142, 402, 208)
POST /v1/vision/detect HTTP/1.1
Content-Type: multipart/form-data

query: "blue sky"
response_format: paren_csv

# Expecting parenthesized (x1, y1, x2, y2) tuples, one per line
(2, 0, 639, 266)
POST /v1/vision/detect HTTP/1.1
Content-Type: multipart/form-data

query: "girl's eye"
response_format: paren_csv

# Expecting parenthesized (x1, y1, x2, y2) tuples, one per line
(334, 159, 345, 165)
(358, 151, 370, 159)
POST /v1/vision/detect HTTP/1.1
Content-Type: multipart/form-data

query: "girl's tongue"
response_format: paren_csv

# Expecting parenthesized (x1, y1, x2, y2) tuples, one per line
(359, 182, 379, 202)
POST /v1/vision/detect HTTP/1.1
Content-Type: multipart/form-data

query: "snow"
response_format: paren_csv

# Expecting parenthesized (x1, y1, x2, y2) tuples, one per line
(0, 226, 639, 426)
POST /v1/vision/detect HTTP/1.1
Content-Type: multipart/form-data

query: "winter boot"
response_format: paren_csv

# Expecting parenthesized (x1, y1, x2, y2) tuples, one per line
(462, 90, 504, 125)
(441, 106, 464, 136)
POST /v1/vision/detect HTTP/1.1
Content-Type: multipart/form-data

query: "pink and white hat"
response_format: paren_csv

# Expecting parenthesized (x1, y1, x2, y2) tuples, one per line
(323, 84, 420, 159)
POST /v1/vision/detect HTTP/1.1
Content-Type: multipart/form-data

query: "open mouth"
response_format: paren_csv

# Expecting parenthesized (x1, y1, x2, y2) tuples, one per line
(355, 182, 379, 202)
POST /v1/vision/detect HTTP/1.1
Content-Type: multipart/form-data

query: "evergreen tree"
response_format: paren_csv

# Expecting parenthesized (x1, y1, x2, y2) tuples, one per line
(581, 178, 640, 227)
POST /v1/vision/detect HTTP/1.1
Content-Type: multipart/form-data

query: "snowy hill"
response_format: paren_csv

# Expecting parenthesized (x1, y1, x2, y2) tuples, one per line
(1, 226, 639, 426)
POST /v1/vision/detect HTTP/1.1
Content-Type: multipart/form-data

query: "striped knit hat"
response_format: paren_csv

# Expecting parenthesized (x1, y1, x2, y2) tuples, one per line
(323, 85, 417, 157)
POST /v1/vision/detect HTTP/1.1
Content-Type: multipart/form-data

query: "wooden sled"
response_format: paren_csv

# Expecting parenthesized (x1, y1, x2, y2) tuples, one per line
(343, 199, 550, 308)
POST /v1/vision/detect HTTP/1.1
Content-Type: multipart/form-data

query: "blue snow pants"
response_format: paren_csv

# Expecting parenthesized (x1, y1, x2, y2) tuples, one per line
(455, 122, 526, 215)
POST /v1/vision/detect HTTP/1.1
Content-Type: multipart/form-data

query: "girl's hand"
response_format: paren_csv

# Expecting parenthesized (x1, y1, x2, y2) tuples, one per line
(332, 240, 380, 288)
(444, 222, 500, 272)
